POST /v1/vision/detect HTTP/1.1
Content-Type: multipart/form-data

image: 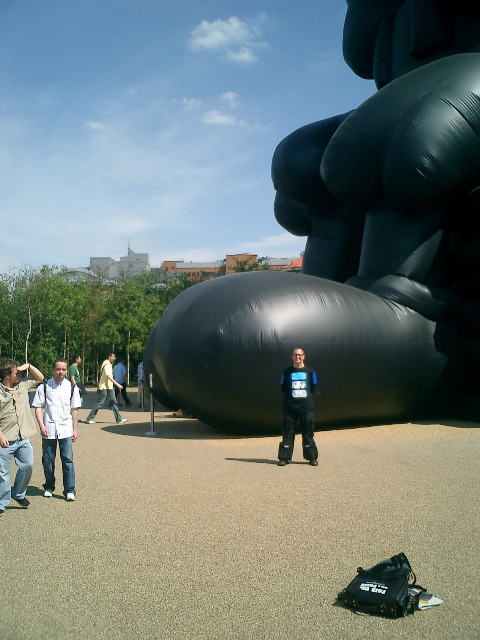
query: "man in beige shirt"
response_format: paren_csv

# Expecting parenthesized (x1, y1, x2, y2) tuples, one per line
(0, 359, 44, 515)
(85, 352, 127, 425)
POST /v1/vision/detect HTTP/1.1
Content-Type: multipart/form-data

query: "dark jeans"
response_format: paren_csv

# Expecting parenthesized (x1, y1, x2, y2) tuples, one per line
(42, 437, 75, 496)
(278, 410, 318, 461)
(115, 385, 131, 405)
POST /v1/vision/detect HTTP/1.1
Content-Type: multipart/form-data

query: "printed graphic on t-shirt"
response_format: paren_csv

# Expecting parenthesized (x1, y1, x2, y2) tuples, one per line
(291, 372, 307, 398)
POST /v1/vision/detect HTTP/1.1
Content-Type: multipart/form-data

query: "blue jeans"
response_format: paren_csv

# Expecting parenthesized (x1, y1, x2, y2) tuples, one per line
(42, 437, 75, 496)
(0, 438, 34, 509)
(87, 389, 121, 422)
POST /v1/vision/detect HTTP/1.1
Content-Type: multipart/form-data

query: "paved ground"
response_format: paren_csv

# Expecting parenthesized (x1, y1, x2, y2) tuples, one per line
(1, 389, 479, 640)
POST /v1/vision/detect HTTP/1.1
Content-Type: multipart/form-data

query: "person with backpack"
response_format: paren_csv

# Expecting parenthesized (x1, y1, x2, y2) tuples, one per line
(32, 358, 81, 500)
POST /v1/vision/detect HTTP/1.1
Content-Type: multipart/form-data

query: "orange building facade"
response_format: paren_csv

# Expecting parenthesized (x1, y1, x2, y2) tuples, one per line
(162, 254, 301, 280)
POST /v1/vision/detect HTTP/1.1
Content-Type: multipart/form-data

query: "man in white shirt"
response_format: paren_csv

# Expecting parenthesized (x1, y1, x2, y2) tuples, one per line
(32, 358, 81, 501)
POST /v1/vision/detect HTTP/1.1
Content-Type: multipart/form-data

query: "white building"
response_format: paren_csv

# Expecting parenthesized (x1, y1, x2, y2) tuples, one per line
(69, 247, 151, 281)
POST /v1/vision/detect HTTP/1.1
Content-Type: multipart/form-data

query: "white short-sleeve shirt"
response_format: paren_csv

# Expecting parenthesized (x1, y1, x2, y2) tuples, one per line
(32, 377, 81, 439)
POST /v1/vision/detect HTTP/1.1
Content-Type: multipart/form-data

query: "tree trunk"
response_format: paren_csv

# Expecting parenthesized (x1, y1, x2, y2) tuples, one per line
(24, 306, 32, 363)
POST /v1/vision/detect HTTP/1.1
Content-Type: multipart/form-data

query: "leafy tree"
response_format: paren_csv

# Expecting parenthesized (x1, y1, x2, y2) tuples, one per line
(230, 256, 271, 272)
(0, 266, 194, 385)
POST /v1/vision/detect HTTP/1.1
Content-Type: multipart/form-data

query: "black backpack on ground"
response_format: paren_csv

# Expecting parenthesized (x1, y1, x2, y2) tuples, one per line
(337, 552, 425, 618)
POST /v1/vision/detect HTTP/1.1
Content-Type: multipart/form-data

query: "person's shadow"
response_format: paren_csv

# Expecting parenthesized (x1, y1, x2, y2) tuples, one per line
(5, 485, 44, 508)
(225, 458, 307, 465)
(23, 485, 66, 501)
(23, 485, 44, 497)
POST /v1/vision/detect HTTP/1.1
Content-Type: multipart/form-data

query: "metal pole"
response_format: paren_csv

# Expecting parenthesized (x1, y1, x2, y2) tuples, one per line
(145, 373, 157, 436)
(150, 374, 155, 432)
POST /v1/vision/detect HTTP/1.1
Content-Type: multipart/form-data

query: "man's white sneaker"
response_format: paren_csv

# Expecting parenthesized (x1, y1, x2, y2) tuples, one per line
(66, 493, 76, 501)
(86, 419, 95, 424)
(44, 490, 53, 498)
(117, 418, 128, 424)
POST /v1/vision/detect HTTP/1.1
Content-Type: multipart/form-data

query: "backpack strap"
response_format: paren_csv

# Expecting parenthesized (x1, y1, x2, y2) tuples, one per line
(99, 363, 107, 385)
(43, 380, 76, 400)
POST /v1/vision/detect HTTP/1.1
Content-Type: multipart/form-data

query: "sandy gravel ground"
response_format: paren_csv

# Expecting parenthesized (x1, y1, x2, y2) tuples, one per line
(1, 388, 479, 640)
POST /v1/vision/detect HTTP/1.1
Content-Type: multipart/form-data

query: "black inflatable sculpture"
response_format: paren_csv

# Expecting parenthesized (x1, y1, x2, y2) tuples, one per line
(145, 0, 480, 433)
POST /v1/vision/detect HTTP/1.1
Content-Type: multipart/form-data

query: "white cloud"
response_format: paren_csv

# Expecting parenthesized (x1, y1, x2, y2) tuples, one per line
(188, 15, 268, 64)
(226, 47, 258, 64)
(202, 109, 244, 126)
(87, 121, 108, 131)
(221, 91, 239, 107)
(189, 16, 256, 51)
(181, 97, 202, 110)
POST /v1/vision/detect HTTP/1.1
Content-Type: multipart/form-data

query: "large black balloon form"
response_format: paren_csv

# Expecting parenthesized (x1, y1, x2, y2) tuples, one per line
(145, 0, 480, 434)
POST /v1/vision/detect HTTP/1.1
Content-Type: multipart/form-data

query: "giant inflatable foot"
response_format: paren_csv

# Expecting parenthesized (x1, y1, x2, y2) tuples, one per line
(144, 271, 460, 434)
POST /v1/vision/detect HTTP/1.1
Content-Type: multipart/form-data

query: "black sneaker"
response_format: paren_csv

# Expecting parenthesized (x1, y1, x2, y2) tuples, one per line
(13, 497, 30, 508)
(278, 460, 287, 466)
(308, 459, 319, 467)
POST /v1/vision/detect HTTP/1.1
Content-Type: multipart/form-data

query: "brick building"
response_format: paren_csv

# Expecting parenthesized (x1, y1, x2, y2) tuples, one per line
(68, 249, 302, 282)
(162, 254, 299, 280)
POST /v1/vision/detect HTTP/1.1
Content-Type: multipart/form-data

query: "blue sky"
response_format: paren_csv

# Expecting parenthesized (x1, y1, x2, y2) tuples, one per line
(0, 0, 375, 272)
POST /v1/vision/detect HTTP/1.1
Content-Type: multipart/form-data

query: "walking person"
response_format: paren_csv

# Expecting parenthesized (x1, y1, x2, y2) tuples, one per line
(69, 354, 82, 386)
(85, 353, 127, 425)
(0, 360, 44, 515)
(113, 356, 131, 406)
(137, 361, 145, 409)
(32, 358, 81, 501)
(69, 354, 86, 404)
(277, 348, 319, 466)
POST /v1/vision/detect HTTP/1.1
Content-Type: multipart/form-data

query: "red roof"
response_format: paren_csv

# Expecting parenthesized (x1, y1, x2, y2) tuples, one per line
(282, 257, 303, 270)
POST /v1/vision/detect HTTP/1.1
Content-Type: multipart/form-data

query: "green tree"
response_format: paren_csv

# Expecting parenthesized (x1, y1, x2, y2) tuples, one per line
(230, 256, 271, 272)
(0, 265, 195, 385)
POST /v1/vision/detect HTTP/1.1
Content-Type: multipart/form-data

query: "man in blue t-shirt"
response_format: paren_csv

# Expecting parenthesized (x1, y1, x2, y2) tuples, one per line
(113, 357, 131, 407)
(278, 348, 318, 467)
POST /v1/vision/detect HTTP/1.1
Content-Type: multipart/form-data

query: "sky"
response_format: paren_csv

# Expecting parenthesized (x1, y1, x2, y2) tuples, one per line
(0, 0, 375, 272)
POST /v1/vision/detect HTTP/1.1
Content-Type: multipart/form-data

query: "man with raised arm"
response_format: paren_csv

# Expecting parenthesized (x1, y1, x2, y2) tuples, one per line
(0, 360, 44, 515)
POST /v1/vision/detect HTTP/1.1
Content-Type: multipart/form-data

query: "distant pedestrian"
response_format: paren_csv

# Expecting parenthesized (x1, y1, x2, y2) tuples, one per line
(113, 357, 131, 406)
(69, 354, 86, 404)
(32, 358, 81, 501)
(85, 353, 127, 425)
(137, 361, 145, 409)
